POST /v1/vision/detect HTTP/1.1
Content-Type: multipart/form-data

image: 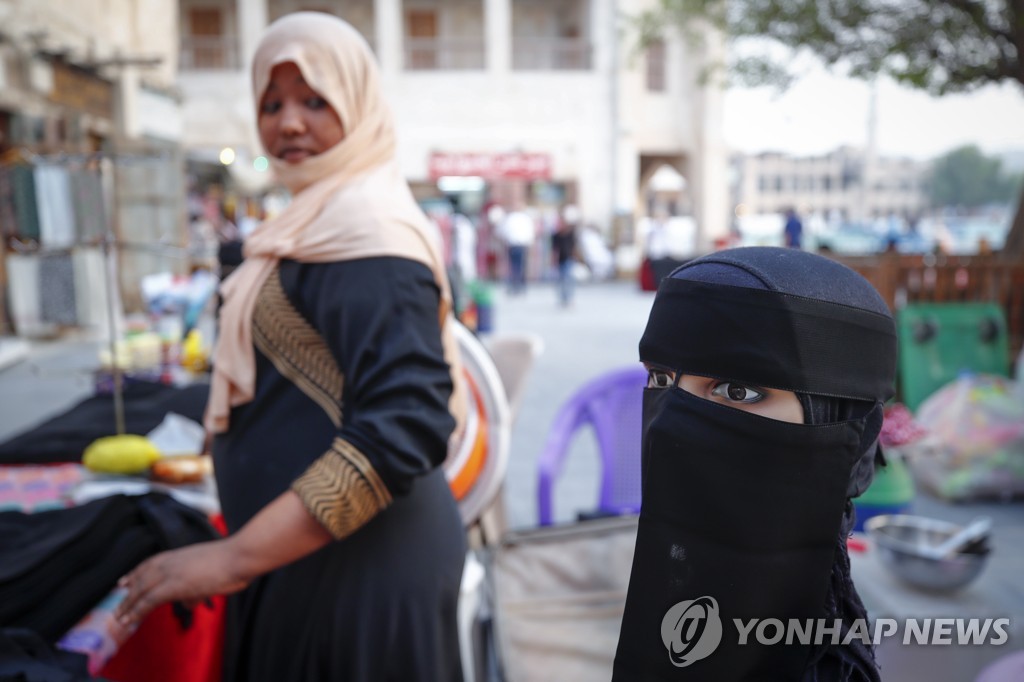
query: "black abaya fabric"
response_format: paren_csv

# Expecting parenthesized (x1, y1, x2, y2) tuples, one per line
(0, 382, 210, 465)
(0, 628, 101, 682)
(213, 258, 465, 682)
(0, 493, 219, 641)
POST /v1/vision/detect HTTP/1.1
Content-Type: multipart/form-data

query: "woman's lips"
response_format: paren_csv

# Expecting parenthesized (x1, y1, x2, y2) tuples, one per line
(280, 148, 312, 163)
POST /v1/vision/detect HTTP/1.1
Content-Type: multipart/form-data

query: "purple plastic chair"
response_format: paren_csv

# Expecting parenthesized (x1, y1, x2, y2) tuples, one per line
(975, 651, 1024, 682)
(537, 366, 648, 526)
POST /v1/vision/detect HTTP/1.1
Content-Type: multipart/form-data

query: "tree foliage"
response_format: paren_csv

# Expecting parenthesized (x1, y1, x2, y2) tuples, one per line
(927, 145, 1024, 207)
(636, 0, 1024, 95)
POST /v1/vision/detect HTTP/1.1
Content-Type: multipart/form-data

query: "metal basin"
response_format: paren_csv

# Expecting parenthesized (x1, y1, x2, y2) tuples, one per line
(865, 514, 991, 592)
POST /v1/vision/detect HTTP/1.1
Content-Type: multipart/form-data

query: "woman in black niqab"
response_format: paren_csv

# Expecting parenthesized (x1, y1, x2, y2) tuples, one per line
(614, 247, 896, 682)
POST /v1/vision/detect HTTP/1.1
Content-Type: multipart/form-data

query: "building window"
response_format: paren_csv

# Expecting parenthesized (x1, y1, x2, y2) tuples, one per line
(403, 1, 484, 70)
(646, 40, 666, 92)
(841, 162, 861, 190)
(512, 0, 592, 70)
(406, 8, 439, 68)
(268, 0, 376, 49)
(180, 3, 239, 70)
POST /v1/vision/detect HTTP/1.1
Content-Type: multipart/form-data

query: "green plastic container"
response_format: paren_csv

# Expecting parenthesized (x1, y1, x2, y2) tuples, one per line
(897, 303, 1010, 412)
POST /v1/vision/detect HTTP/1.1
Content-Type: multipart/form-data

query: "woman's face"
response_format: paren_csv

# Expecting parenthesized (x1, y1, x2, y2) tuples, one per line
(645, 364, 804, 424)
(258, 62, 345, 163)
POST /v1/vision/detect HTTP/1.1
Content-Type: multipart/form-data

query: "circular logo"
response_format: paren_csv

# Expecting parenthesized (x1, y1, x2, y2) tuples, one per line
(660, 595, 723, 668)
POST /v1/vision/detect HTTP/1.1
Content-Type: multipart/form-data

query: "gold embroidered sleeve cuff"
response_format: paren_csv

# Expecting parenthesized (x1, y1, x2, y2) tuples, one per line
(292, 437, 394, 540)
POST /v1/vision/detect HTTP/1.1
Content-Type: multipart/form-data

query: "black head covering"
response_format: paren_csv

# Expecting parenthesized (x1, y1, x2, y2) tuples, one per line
(659, 247, 893, 681)
(666, 248, 892, 508)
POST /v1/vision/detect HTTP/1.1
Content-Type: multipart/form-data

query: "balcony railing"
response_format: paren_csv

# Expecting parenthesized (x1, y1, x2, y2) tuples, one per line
(180, 36, 241, 71)
(513, 38, 592, 70)
(404, 38, 485, 71)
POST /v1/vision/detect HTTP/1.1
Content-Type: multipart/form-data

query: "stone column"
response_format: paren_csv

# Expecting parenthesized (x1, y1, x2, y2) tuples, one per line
(484, 0, 510, 73)
(374, 0, 402, 78)
(236, 0, 268, 69)
(689, 31, 728, 250)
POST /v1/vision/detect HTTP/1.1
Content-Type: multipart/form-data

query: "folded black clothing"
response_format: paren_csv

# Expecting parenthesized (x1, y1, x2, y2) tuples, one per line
(0, 380, 209, 464)
(0, 493, 220, 641)
(0, 628, 103, 682)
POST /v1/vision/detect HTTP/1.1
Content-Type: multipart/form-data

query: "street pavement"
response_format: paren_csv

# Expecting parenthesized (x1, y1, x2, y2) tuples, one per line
(0, 333, 103, 445)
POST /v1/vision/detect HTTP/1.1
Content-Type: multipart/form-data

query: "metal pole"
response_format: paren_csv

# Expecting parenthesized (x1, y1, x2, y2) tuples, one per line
(103, 230, 125, 435)
(104, 126, 126, 435)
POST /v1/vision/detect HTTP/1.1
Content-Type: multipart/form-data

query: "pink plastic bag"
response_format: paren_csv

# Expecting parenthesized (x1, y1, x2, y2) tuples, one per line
(904, 373, 1024, 501)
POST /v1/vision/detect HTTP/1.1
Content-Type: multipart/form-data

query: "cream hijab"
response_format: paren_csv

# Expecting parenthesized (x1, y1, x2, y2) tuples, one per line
(205, 12, 465, 437)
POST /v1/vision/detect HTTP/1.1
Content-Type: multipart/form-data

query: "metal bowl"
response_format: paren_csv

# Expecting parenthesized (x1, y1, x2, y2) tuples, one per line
(865, 514, 991, 592)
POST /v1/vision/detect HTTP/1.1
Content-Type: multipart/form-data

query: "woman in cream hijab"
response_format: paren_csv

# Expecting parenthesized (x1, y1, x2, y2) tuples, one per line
(117, 13, 468, 680)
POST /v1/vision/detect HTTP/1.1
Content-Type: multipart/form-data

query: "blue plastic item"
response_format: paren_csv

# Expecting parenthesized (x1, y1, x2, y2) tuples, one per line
(853, 454, 915, 532)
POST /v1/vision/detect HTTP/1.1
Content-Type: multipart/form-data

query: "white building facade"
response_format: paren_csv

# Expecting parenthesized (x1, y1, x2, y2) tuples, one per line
(732, 147, 930, 223)
(177, 0, 728, 254)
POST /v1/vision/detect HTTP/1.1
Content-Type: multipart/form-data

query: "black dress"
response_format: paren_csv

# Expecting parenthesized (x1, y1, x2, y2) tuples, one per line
(213, 257, 466, 681)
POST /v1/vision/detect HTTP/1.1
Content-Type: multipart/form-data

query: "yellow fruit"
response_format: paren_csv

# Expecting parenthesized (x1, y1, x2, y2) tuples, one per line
(83, 435, 161, 474)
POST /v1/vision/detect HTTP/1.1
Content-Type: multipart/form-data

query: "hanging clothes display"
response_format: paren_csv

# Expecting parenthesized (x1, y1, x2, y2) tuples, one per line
(0, 166, 18, 238)
(1, 151, 177, 343)
(11, 165, 40, 241)
(37, 254, 77, 326)
(34, 164, 77, 249)
(5, 254, 52, 337)
(68, 169, 105, 243)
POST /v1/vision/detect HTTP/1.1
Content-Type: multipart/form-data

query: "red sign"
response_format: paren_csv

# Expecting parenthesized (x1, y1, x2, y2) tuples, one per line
(428, 152, 552, 181)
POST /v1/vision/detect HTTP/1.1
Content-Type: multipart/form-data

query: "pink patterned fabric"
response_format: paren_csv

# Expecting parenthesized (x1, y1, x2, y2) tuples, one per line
(0, 464, 83, 512)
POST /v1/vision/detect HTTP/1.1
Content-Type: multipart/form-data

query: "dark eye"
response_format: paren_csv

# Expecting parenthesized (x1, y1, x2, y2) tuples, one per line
(647, 369, 675, 389)
(260, 99, 281, 115)
(711, 382, 764, 404)
(306, 96, 328, 110)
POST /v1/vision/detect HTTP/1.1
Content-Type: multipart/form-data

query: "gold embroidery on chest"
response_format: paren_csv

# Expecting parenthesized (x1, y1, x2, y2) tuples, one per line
(252, 268, 344, 427)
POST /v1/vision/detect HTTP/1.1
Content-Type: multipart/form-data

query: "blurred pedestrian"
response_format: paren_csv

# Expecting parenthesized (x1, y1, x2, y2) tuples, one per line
(784, 207, 804, 249)
(116, 13, 468, 681)
(445, 197, 477, 321)
(450, 197, 477, 283)
(551, 204, 579, 307)
(500, 203, 535, 295)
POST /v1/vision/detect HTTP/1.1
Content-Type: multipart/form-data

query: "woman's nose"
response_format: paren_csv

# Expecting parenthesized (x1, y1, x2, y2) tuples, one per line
(280, 102, 305, 135)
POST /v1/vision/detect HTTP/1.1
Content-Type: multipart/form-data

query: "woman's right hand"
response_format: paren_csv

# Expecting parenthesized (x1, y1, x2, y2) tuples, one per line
(115, 539, 250, 630)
